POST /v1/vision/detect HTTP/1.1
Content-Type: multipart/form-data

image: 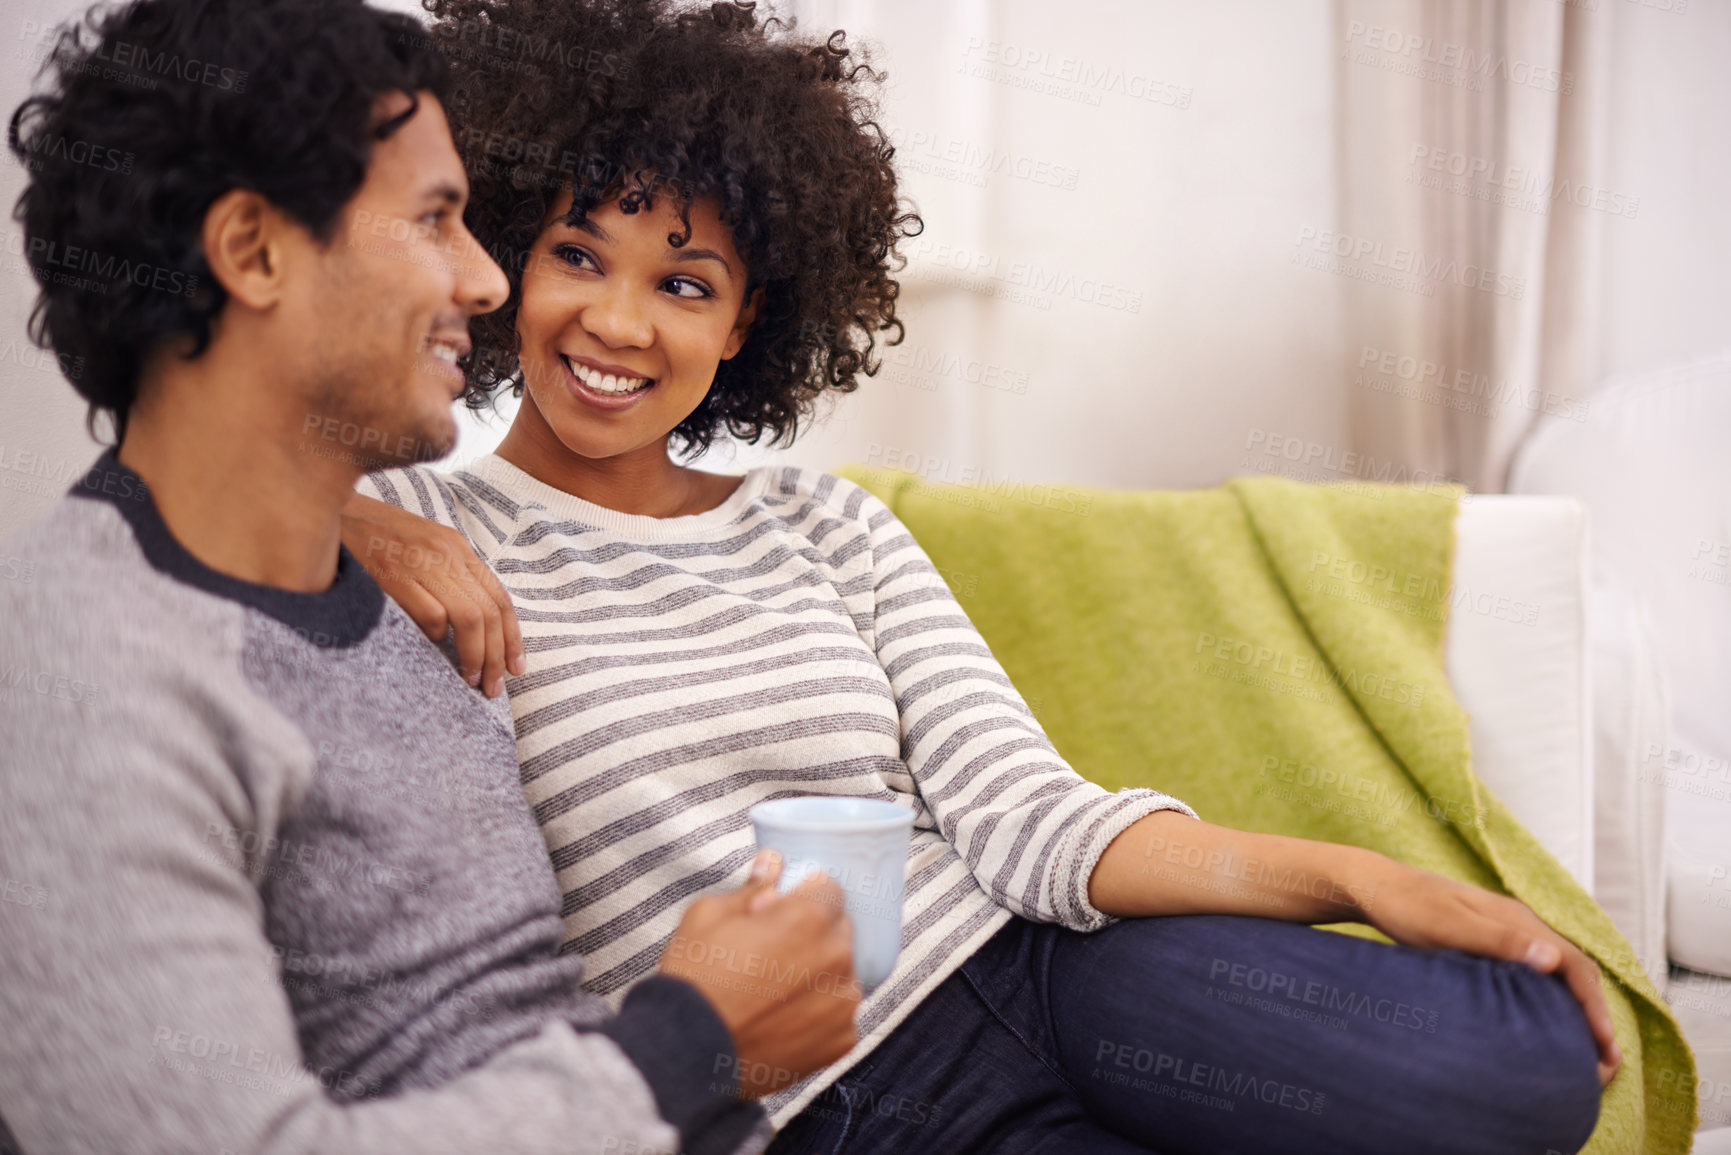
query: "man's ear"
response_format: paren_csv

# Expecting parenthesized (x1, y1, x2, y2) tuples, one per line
(721, 285, 766, 361)
(200, 189, 293, 310)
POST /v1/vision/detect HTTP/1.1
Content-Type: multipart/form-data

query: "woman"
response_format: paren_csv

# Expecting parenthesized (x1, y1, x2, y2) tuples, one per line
(343, 0, 1614, 1150)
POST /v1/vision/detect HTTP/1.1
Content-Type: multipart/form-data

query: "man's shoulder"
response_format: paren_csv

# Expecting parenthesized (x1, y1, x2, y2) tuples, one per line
(0, 492, 219, 623)
(0, 495, 312, 849)
(0, 494, 251, 716)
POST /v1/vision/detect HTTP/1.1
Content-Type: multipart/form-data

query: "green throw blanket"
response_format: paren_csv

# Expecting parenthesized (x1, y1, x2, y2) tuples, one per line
(839, 464, 1697, 1155)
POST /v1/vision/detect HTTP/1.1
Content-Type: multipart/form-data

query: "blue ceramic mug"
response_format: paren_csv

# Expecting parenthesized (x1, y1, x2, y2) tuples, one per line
(747, 796, 915, 993)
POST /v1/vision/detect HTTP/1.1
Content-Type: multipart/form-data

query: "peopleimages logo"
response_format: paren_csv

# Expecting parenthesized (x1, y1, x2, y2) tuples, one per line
(1092, 1039, 1328, 1115)
(1294, 227, 1525, 299)
(1407, 146, 1640, 220)
(85, 37, 249, 92)
(1242, 428, 1459, 492)
(399, 21, 630, 79)
(10, 131, 134, 174)
(150, 1025, 378, 1099)
(1207, 957, 1440, 1033)
(861, 444, 1096, 517)
(1193, 630, 1427, 706)
(0, 663, 101, 706)
(900, 130, 1081, 191)
(905, 238, 1144, 313)
(25, 239, 199, 299)
(884, 344, 1030, 396)
(1356, 346, 1588, 423)
(959, 37, 1192, 110)
(1342, 21, 1573, 95)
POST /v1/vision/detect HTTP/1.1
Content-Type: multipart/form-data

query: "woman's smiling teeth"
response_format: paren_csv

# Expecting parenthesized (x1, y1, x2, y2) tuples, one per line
(565, 356, 654, 395)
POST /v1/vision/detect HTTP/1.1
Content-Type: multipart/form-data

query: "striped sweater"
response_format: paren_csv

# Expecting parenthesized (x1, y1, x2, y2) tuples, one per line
(355, 455, 1198, 1124)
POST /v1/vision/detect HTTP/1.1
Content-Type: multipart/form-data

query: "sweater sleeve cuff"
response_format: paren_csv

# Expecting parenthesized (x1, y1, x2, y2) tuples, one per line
(582, 974, 767, 1155)
(1064, 790, 1200, 931)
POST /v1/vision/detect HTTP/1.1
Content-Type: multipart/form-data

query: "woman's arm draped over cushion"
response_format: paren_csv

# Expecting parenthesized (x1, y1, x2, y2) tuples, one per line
(852, 485, 1199, 932)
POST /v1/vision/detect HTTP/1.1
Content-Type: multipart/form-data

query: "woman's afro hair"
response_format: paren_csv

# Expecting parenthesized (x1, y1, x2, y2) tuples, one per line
(428, 0, 924, 454)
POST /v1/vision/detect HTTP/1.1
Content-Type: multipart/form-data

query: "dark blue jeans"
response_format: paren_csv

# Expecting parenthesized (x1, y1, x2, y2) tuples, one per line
(766, 914, 1602, 1155)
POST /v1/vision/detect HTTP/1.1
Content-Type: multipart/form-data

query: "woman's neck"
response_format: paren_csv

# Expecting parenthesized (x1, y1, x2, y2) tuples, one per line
(492, 394, 742, 519)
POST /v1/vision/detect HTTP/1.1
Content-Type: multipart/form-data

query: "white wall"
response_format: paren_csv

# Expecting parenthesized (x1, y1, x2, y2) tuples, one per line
(719, 0, 1354, 493)
(0, 0, 105, 540)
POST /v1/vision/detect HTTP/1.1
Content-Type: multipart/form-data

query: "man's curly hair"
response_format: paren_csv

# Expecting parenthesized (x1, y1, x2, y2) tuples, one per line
(9, 0, 452, 443)
(428, 0, 923, 455)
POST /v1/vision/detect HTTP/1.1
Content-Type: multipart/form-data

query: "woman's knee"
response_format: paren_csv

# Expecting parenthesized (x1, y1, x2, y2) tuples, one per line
(1050, 915, 1604, 1154)
(1452, 960, 1603, 1153)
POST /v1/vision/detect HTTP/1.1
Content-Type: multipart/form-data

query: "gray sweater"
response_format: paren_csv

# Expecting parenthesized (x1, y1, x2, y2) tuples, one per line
(0, 451, 766, 1155)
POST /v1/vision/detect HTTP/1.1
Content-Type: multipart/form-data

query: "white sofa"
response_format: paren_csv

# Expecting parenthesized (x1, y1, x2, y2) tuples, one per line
(1445, 491, 1681, 977)
(1450, 493, 1677, 985)
(0, 420, 1706, 1142)
(1450, 490, 1730, 1150)
(1508, 353, 1731, 1146)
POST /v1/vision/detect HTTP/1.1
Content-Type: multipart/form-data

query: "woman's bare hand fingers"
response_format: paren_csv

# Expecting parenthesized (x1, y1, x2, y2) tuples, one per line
(340, 493, 518, 693)
(391, 578, 451, 645)
(1553, 944, 1620, 1085)
(1479, 897, 1621, 1086)
(465, 553, 522, 694)
(1368, 871, 1622, 1087)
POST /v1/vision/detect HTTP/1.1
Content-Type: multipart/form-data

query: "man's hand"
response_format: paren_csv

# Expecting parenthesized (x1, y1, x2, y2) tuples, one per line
(340, 491, 524, 697)
(1361, 857, 1621, 1087)
(659, 850, 861, 1099)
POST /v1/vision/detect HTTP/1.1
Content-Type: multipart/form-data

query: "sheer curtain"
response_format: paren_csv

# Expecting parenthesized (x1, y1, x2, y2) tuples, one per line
(1335, 0, 1611, 492)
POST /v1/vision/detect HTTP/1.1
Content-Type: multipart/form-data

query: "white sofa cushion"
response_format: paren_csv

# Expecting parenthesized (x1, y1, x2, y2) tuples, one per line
(1668, 967, 1731, 1137)
(1587, 579, 1671, 985)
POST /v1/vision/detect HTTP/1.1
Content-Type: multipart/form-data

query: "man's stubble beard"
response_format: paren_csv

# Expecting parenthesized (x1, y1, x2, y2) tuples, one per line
(298, 289, 459, 472)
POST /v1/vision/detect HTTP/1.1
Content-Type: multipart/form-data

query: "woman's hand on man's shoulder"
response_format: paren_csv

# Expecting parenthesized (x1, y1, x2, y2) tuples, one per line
(340, 491, 524, 697)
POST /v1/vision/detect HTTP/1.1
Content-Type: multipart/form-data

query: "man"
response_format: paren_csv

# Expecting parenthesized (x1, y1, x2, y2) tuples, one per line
(0, 0, 858, 1151)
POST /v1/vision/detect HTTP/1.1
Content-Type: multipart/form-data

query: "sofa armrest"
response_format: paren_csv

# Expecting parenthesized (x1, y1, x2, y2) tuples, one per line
(1444, 495, 1593, 892)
